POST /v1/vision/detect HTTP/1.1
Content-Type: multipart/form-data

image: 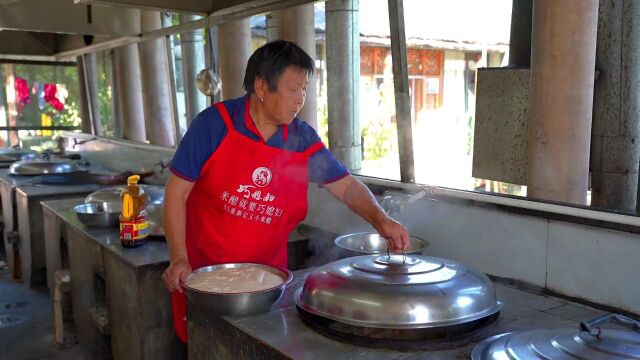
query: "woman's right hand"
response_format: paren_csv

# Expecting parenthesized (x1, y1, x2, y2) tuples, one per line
(162, 259, 192, 293)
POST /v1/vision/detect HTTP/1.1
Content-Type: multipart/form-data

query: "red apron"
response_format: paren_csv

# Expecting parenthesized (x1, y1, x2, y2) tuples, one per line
(172, 101, 319, 342)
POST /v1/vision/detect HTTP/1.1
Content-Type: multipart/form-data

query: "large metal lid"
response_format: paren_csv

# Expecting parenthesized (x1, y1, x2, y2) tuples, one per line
(85, 184, 165, 209)
(471, 314, 640, 359)
(0, 148, 37, 162)
(295, 254, 502, 329)
(9, 159, 78, 175)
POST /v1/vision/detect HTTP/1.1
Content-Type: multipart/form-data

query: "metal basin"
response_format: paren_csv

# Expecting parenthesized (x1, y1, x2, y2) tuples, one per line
(182, 263, 292, 317)
(73, 203, 120, 228)
(85, 185, 165, 212)
(9, 159, 79, 175)
(334, 232, 428, 256)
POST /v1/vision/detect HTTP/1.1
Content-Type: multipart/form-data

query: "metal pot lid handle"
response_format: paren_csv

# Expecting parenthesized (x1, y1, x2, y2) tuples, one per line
(353, 254, 444, 275)
(385, 247, 407, 265)
(580, 313, 640, 338)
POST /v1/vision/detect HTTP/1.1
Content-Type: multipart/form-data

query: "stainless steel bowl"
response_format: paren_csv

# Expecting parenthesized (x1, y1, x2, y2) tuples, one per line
(334, 232, 428, 256)
(9, 159, 78, 175)
(84, 185, 165, 212)
(183, 263, 293, 317)
(73, 203, 120, 228)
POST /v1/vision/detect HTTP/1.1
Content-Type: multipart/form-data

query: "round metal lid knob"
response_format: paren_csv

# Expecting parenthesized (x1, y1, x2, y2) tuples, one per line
(352, 254, 444, 275)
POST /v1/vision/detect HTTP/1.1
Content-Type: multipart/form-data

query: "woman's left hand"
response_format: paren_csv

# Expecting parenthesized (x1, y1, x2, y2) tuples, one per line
(375, 216, 410, 253)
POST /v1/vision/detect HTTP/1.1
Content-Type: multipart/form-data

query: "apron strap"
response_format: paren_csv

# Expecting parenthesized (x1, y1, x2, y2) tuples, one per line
(303, 141, 325, 157)
(214, 102, 235, 132)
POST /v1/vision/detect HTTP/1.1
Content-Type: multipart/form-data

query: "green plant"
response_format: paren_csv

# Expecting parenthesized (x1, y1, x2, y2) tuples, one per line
(51, 100, 81, 127)
(98, 70, 114, 136)
(316, 96, 329, 146)
(361, 116, 393, 160)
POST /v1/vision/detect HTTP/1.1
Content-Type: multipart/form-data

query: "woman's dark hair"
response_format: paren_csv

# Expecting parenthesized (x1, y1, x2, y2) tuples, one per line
(243, 40, 315, 94)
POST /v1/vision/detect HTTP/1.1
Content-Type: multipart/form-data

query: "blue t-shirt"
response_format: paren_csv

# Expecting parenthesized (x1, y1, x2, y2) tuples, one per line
(170, 95, 349, 184)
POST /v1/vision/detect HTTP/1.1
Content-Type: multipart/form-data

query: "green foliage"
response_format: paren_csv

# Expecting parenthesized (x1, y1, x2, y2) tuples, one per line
(51, 100, 81, 127)
(97, 69, 114, 136)
(361, 116, 393, 160)
(316, 95, 329, 146)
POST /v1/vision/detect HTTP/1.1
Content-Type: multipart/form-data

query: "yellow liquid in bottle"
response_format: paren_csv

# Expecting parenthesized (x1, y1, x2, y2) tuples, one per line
(119, 175, 149, 247)
(120, 175, 148, 220)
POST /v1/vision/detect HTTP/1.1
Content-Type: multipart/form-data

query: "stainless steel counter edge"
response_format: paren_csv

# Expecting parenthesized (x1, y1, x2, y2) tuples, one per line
(41, 197, 170, 269)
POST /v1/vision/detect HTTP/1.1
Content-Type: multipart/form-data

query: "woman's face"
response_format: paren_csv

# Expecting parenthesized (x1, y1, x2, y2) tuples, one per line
(258, 66, 309, 125)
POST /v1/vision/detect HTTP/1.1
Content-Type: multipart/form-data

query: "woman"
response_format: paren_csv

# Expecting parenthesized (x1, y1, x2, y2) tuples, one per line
(162, 40, 410, 343)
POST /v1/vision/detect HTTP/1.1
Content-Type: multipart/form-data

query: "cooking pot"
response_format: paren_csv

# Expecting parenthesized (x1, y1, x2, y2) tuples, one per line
(334, 232, 428, 256)
(472, 313, 640, 359)
(295, 254, 502, 340)
(9, 159, 79, 175)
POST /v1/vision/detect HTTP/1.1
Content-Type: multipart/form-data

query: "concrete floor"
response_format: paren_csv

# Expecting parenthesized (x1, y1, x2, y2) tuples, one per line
(0, 259, 84, 360)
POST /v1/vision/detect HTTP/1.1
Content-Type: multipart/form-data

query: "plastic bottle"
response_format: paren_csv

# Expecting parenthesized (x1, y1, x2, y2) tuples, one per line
(119, 175, 149, 248)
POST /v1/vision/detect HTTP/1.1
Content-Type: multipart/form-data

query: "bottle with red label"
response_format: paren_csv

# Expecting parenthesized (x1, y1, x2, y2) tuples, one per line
(119, 175, 149, 248)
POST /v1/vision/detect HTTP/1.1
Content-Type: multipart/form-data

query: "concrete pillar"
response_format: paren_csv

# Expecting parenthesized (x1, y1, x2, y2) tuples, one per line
(508, 0, 533, 67)
(4, 64, 19, 146)
(527, 0, 598, 204)
(204, 26, 221, 106)
(161, 13, 183, 141)
(326, 0, 360, 171)
(219, 19, 251, 99)
(114, 44, 146, 142)
(82, 53, 102, 135)
(76, 56, 93, 134)
(110, 49, 123, 139)
(138, 11, 175, 146)
(180, 14, 207, 122)
(265, 13, 279, 42)
(590, 1, 640, 212)
(276, 4, 318, 129)
(0, 65, 6, 147)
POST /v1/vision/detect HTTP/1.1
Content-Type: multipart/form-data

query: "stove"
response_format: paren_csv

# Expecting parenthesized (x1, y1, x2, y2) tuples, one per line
(296, 302, 500, 351)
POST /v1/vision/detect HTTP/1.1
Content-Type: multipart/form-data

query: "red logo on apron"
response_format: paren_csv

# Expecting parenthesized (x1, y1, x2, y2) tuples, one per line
(252, 167, 272, 187)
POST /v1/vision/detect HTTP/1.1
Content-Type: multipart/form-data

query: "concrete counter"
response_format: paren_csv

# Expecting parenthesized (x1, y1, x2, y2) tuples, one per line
(42, 197, 172, 360)
(0, 166, 114, 287)
(41, 198, 333, 359)
(188, 269, 608, 359)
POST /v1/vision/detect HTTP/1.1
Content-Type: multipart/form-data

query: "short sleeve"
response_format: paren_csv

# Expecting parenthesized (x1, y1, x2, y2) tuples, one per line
(170, 106, 228, 181)
(295, 121, 350, 184)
